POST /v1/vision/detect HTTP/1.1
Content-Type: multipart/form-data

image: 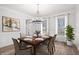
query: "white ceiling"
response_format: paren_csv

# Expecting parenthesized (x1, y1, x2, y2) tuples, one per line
(0, 4, 76, 17)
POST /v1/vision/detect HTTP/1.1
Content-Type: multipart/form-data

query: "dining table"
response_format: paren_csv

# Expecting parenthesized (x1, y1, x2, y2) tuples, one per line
(18, 36, 49, 55)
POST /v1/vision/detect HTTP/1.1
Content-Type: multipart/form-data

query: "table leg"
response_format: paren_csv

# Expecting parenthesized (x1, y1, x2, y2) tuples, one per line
(32, 45, 36, 55)
(19, 40, 22, 48)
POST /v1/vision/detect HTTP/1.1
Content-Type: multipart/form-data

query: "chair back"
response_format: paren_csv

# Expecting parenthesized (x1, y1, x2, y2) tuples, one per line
(47, 35, 57, 54)
(52, 34, 57, 42)
(48, 36, 53, 45)
(54, 34, 57, 40)
(12, 38, 20, 51)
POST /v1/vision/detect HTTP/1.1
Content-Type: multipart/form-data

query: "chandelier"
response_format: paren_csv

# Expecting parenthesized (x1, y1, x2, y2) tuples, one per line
(32, 4, 42, 23)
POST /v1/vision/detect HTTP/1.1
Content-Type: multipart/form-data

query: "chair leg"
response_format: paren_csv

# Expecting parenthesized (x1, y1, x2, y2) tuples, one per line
(15, 53, 16, 55)
(52, 47, 54, 55)
(30, 48, 33, 55)
(31, 49, 32, 54)
(48, 46, 53, 55)
(53, 43, 55, 52)
(48, 47, 54, 55)
(48, 47, 50, 55)
(54, 45, 55, 51)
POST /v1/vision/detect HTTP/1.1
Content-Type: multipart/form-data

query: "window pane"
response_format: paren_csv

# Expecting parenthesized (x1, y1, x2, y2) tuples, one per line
(42, 20, 47, 34)
(58, 17, 65, 35)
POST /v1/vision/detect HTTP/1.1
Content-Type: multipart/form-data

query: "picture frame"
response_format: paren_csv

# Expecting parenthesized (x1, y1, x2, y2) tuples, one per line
(2, 16, 20, 32)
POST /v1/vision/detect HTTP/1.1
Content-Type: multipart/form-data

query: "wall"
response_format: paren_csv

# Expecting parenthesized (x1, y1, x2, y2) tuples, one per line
(0, 6, 31, 48)
(48, 5, 79, 51)
(74, 5, 79, 51)
(48, 8, 76, 42)
(48, 17, 56, 36)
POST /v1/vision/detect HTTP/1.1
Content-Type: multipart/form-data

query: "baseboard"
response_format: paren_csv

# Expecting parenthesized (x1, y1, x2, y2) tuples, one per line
(76, 46, 79, 52)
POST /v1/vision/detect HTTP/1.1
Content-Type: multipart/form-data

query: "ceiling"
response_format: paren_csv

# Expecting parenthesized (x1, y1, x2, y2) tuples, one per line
(0, 4, 76, 17)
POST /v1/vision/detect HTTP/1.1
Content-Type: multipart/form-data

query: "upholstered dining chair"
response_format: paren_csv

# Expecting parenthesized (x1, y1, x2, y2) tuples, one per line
(47, 35, 57, 55)
(19, 33, 32, 50)
(52, 35, 57, 51)
(12, 38, 32, 55)
(35, 35, 56, 55)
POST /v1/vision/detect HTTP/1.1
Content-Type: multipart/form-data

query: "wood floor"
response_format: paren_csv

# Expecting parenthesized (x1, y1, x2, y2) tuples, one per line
(36, 41, 79, 55)
(0, 41, 79, 55)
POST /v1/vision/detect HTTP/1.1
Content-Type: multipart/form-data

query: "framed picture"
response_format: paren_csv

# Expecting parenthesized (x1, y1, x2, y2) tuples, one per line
(2, 16, 20, 32)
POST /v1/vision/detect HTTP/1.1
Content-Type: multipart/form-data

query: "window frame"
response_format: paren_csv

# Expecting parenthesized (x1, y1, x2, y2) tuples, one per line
(55, 14, 68, 36)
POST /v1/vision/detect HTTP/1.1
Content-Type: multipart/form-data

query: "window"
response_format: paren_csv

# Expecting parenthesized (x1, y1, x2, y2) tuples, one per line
(56, 15, 68, 35)
(42, 20, 48, 34)
(26, 19, 48, 36)
(26, 20, 32, 36)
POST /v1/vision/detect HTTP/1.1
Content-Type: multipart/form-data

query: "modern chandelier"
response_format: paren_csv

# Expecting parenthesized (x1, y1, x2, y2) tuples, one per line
(32, 4, 42, 23)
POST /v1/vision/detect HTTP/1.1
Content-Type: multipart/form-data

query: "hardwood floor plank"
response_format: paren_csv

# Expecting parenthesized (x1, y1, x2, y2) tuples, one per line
(0, 41, 79, 55)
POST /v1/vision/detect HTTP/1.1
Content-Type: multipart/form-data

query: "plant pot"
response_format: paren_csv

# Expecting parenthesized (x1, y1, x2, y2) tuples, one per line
(67, 40, 73, 46)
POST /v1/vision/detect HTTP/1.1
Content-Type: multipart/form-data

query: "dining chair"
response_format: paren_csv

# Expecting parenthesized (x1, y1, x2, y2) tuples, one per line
(47, 35, 57, 55)
(12, 38, 32, 55)
(19, 33, 32, 50)
(52, 34, 57, 51)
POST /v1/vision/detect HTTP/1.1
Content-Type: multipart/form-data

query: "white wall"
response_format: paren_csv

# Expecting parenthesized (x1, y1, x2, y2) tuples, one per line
(48, 17, 56, 36)
(74, 5, 79, 51)
(39, 9, 76, 42)
(48, 5, 79, 51)
(0, 7, 31, 48)
(48, 8, 76, 42)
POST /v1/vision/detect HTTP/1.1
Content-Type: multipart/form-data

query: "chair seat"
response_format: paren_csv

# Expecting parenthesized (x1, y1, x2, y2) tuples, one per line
(26, 45, 32, 48)
(19, 43, 32, 50)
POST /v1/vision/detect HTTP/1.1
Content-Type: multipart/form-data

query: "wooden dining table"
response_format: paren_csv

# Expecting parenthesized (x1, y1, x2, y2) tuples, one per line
(18, 36, 49, 55)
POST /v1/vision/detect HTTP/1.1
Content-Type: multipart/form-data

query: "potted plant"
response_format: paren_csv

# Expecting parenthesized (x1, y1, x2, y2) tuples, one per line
(35, 30, 40, 38)
(65, 25, 74, 46)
